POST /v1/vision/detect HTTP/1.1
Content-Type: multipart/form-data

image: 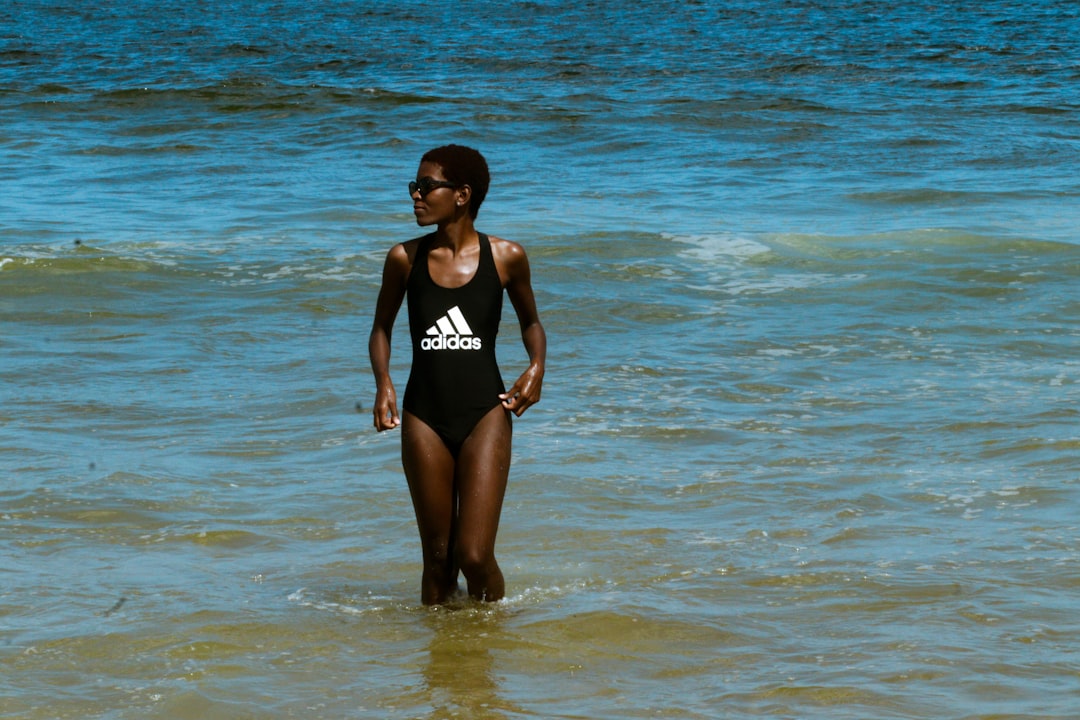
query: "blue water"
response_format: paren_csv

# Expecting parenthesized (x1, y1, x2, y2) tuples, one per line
(3, 2, 1079, 718)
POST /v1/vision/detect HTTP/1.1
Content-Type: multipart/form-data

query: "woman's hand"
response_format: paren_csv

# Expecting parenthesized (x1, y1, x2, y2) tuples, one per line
(373, 384, 401, 431)
(500, 364, 544, 416)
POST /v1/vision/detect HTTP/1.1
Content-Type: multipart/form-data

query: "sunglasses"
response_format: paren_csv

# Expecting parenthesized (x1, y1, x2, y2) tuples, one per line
(409, 178, 458, 197)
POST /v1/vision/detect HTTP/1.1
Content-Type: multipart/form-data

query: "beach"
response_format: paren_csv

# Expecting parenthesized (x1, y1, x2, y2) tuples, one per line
(2, 2, 1079, 717)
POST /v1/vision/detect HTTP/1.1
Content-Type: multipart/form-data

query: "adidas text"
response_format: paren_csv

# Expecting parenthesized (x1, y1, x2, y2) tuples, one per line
(421, 335, 482, 351)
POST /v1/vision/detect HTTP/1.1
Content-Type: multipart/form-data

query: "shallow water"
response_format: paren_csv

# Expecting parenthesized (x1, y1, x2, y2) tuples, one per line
(3, 1, 1080, 718)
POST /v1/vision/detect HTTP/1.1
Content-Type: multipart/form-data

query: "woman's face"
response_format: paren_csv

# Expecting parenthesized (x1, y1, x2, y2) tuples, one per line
(411, 161, 462, 226)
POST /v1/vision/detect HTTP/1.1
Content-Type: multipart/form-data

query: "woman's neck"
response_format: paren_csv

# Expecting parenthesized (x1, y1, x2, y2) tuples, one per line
(434, 217, 478, 254)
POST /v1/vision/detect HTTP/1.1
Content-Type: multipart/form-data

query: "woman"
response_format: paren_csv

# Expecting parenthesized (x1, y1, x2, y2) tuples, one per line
(369, 145, 546, 605)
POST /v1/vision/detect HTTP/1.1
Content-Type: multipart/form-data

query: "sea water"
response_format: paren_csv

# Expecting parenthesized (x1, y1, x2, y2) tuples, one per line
(2, 1, 1079, 718)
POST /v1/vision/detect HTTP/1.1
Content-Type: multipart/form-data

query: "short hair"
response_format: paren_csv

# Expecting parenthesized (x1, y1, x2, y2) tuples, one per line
(421, 145, 490, 219)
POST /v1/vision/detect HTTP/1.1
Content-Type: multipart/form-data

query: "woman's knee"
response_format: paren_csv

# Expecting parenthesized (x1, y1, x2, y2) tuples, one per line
(420, 535, 453, 566)
(455, 543, 496, 578)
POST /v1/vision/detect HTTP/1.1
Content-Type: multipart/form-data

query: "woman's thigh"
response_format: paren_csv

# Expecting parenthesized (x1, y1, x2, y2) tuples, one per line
(400, 411, 457, 548)
(454, 406, 512, 558)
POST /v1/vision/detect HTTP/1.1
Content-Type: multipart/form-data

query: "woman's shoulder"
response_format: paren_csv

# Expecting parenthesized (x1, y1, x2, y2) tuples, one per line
(487, 234, 528, 263)
(386, 233, 433, 267)
(486, 234, 532, 284)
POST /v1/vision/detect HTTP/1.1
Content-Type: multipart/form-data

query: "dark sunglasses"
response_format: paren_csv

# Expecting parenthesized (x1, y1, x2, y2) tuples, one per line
(409, 178, 458, 197)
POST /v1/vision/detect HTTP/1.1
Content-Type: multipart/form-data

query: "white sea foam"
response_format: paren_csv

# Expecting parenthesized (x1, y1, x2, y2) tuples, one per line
(666, 232, 772, 263)
(288, 587, 400, 616)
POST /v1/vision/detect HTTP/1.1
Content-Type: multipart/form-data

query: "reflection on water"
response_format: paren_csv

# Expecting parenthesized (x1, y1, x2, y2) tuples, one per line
(420, 607, 517, 720)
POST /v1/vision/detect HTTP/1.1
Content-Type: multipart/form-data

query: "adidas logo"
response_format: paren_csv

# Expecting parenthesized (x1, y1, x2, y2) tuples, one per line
(421, 306, 482, 351)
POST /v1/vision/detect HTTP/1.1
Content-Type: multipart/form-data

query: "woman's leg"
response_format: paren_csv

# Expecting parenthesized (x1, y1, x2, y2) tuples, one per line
(454, 406, 513, 602)
(401, 411, 460, 605)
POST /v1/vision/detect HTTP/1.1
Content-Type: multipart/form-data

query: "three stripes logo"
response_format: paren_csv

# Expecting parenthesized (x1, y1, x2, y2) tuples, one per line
(420, 306, 482, 351)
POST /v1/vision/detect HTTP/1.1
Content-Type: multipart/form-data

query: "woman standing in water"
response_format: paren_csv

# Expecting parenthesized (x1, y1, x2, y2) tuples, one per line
(369, 145, 546, 605)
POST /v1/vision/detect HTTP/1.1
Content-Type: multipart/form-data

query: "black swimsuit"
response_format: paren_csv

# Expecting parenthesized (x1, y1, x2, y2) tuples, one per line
(403, 232, 506, 453)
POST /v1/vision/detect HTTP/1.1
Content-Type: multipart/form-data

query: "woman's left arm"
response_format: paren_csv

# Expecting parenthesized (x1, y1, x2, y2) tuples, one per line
(498, 240, 546, 416)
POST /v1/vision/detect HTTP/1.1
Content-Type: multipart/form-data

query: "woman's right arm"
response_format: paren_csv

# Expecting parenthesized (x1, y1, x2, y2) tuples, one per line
(369, 244, 410, 431)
